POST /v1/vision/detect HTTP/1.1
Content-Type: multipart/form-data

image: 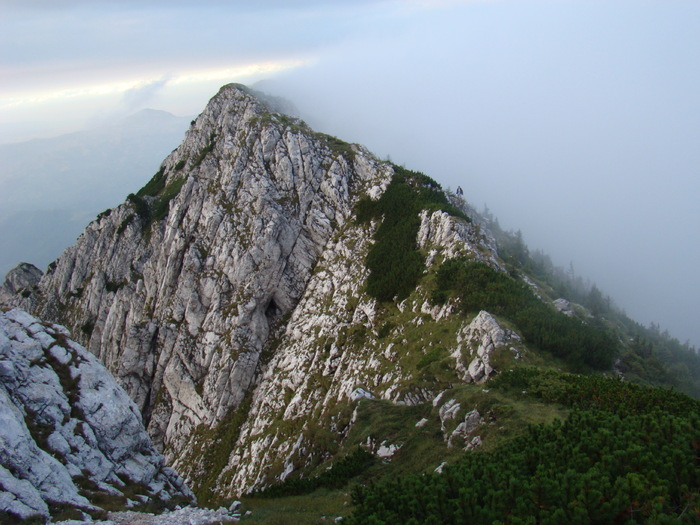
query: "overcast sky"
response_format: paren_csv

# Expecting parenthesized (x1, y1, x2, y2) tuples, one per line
(1, 0, 699, 346)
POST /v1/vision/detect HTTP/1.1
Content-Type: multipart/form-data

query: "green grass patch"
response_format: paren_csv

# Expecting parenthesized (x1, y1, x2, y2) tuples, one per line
(188, 395, 253, 507)
(150, 176, 186, 223)
(241, 488, 351, 524)
(127, 165, 188, 234)
(136, 167, 166, 198)
(252, 447, 375, 498)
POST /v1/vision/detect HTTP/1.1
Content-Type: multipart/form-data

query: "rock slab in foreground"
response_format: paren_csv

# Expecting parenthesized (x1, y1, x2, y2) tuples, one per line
(0, 308, 193, 522)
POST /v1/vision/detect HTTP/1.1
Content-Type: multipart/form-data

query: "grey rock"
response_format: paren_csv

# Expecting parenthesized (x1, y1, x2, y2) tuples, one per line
(553, 298, 575, 316)
(0, 308, 193, 522)
(10, 85, 392, 474)
(14, 84, 391, 474)
(6, 83, 507, 497)
(349, 387, 374, 401)
(0, 262, 42, 305)
(438, 399, 461, 432)
(451, 311, 523, 383)
(449, 409, 483, 446)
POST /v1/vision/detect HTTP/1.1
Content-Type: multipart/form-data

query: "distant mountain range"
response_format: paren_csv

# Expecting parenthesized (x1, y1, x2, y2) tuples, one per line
(0, 109, 191, 277)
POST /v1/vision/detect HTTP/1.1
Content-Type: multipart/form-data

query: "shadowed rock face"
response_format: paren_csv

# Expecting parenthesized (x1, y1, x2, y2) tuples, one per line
(0, 308, 193, 522)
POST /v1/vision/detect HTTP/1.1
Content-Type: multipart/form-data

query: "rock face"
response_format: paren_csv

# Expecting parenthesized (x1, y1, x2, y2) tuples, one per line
(1, 83, 519, 498)
(0, 262, 42, 305)
(4, 84, 391, 469)
(0, 308, 193, 522)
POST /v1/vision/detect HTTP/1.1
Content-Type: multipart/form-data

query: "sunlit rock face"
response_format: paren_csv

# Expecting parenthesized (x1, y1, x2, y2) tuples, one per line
(0, 308, 192, 522)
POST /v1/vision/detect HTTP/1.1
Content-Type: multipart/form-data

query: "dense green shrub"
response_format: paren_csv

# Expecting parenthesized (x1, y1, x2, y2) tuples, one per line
(357, 166, 469, 302)
(492, 367, 700, 417)
(150, 177, 186, 223)
(125, 166, 188, 233)
(126, 193, 150, 221)
(136, 167, 167, 198)
(433, 258, 618, 370)
(349, 409, 700, 524)
(481, 212, 700, 396)
(347, 374, 700, 524)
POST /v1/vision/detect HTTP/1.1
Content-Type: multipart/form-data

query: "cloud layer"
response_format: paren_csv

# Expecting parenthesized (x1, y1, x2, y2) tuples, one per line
(1, 0, 699, 346)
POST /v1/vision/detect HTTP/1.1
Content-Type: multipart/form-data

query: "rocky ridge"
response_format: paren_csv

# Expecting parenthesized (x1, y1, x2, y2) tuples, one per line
(214, 210, 510, 495)
(0, 308, 192, 522)
(4, 84, 391, 479)
(2, 83, 523, 500)
(451, 310, 523, 384)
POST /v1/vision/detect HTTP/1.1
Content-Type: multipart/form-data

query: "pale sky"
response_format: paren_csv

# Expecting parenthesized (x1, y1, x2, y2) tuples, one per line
(1, 0, 699, 346)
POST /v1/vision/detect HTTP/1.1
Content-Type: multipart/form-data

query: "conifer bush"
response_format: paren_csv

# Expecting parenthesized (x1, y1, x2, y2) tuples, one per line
(433, 258, 617, 370)
(357, 166, 469, 302)
(347, 373, 700, 524)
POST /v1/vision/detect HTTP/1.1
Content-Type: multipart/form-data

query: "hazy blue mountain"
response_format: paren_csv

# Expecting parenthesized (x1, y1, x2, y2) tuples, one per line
(0, 109, 191, 277)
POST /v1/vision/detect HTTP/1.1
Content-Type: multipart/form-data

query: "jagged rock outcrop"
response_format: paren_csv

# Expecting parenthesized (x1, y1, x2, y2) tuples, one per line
(3, 84, 392, 468)
(0, 308, 192, 522)
(451, 310, 523, 383)
(448, 408, 483, 449)
(418, 208, 500, 269)
(0, 262, 42, 305)
(210, 206, 506, 494)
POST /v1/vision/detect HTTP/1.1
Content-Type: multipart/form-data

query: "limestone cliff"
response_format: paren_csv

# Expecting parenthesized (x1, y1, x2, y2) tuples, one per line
(7, 85, 389, 465)
(3, 84, 517, 499)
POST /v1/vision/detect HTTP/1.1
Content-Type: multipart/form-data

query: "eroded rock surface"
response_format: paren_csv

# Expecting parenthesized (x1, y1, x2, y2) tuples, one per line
(6, 85, 391, 470)
(451, 311, 523, 383)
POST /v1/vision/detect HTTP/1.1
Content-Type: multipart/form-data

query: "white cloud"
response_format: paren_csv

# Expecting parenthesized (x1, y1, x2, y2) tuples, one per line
(121, 77, 171, 112)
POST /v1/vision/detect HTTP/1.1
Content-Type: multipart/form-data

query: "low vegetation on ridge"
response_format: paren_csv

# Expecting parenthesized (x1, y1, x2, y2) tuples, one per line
(355, 165, 469, 302)
(346, 369, 700, 524)
(115, 164, 188, 235)
(432, 258, 617, 371)
(234, 160, 700, 523)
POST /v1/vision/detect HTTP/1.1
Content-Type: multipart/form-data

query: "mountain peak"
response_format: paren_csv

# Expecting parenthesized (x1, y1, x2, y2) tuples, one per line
(4, 82, 402, 496)
(117, 108, 180, 126)
(2, 81, 699, 521)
